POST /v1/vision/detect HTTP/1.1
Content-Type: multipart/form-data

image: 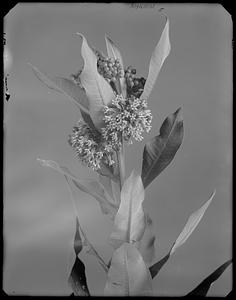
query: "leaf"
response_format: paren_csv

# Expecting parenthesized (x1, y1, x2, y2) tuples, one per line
(110, 171, 146, 249)
(99, 174, 120, 206)
(137, 214, 156, 265)
(29, 63, 90, 113)
(141, 17, 171, 100)
(77, 33, 115, 129)
(105, 34, 126, 97)
(75, 214, 108, 273)
(149, 191, 216, 279)
(37, 159, 118, 218)
(185, 259, 232, 296)
(104, 243, 153, 296)
(98, 175, 115, 202)
(74, 217, 83, 256)
(170, 190, 216, 255)
(226, 291, 234, 297)
(97, 159, 120, 182)
(71, 178, 117, 219)
(68, 217, 90, 296)
(68, 257, 90, 296)
(80, 108, 99, 134)
(149, 252, 171, 279)
(141, 107, 183, 189)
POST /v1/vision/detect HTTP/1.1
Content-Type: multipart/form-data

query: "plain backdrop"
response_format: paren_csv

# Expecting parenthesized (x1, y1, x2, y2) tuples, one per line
(4, 3, 232, 296)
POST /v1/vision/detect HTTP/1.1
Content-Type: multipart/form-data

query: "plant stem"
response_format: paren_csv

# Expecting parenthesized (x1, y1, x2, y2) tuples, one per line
(117, 141, 125, 190)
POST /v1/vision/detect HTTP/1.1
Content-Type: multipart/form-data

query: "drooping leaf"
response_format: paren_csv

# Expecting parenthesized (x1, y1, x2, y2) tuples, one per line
(141, 107, 183, 189)
(68, 217, 90, 296)
(185, 259, 232, 296)
(29, 63, 90, 113)
(170, 191, 216, 255)
(104, 243, 153, 296)
(37, 159, 118, 218)
(105, 34, 126, 97)
(149, 252, 171, 279)
(141, 17, 171, 100)
(77, 33, 115, 129)
(137, 214, 156, 265)
(149, 191, 216, 278)
(110, 171, 146, 249)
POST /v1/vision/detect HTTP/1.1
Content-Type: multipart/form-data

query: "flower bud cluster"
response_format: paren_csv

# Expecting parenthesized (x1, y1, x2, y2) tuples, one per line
(124, 66, 146, 98)
(96, 52, 124, 83)
(68, 120, 115, 170)
(102, 94, 152, 149)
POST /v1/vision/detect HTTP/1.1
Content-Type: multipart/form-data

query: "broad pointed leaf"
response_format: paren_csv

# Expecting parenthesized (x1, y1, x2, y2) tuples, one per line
(37, 159, 118, 218)
(137, 214, 156, 265)
(68, 217, 90, 296)
(141, 18, 170, 100)
(185, 259, 232, 296)
(170, 191, 216, 255)
(141, 107, 183, 189)
(29, 63, 90, 113)
(77, 33, 115, 129)
(104, 243, 153, 296)
(110, 171, 146, 248)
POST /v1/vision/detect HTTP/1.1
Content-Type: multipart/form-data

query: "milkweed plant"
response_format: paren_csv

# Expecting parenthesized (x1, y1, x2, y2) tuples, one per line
(29, 16, 232, 296)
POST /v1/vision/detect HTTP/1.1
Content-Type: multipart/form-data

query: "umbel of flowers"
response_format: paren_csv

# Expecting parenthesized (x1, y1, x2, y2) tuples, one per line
(31, 15, 231, 296)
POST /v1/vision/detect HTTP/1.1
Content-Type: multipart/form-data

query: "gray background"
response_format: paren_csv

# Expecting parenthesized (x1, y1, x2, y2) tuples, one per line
(4, 3, 232, 296)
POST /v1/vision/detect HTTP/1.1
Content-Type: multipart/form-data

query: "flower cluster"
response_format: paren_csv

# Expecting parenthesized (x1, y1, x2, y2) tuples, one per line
(96, 51, 124, 83)
(68, 120, 115, 170)
(124, 66, 146, 98)
(102, 94, 152, 150)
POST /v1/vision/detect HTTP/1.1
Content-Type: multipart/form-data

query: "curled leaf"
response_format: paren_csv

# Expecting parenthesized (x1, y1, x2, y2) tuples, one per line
(104, 243, 153, 296)
(170, 190, 216, 255)
(142, 17, 170, 100)
(185, 259, 232, 296)
(78, 33, 115, 129)
(141, 107, 183, 189)
(29, 63, 90, 113)
(110, 171, 146, 249)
